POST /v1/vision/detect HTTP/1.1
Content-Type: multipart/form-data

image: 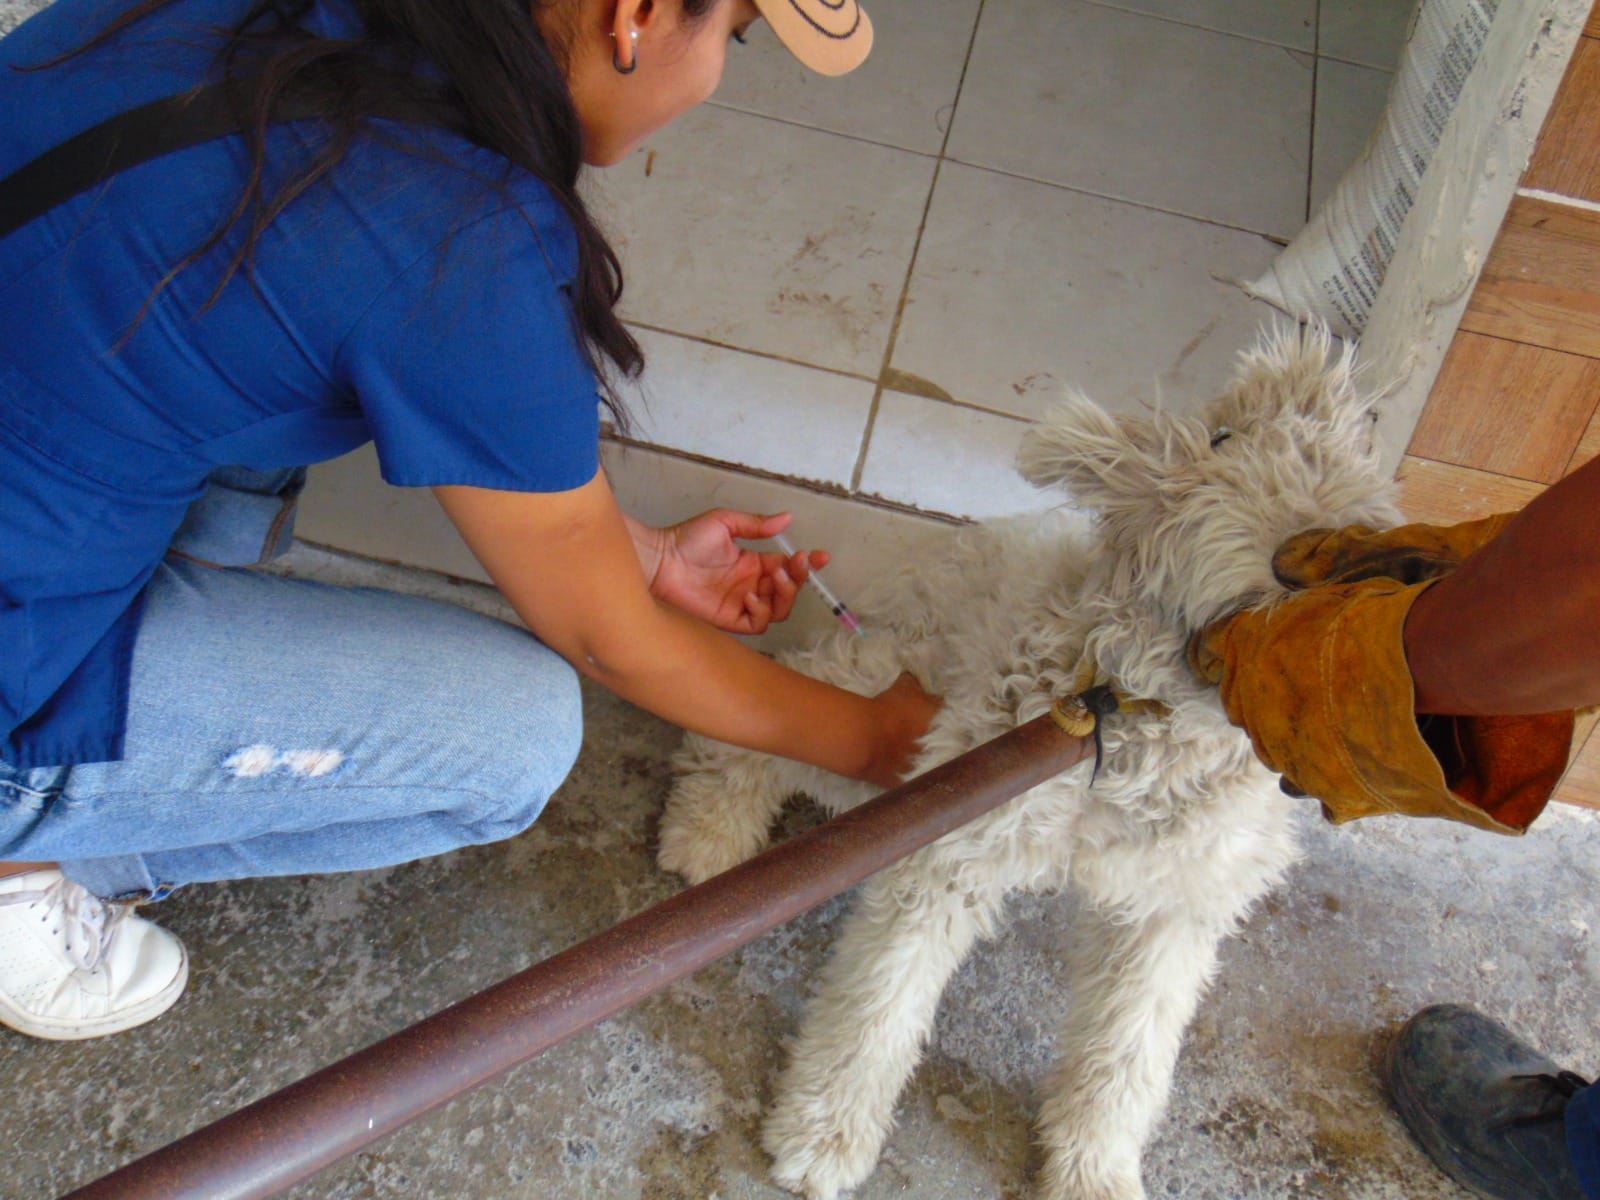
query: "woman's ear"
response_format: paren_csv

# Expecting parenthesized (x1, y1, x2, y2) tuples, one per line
(602, 0, 645, 68)
(612, 0, 660, 45)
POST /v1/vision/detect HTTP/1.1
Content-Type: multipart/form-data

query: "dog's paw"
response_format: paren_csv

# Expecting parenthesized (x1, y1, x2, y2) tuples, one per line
(1043, 1182, 1146, 1200)
(1036, 1159, 1147, 1200)
(656, 818, 761, 885)
(763, 1100, 888, 1200)
(656, 781, 774, 885)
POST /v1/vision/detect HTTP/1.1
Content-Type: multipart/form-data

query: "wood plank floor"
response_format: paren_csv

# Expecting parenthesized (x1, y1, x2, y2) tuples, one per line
(1397, 12, 1600, 807)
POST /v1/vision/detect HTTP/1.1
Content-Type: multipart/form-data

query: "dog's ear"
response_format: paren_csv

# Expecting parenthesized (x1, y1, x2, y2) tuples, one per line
(1017, 393, 1167, 505)
(1208, 322, 1368, 433)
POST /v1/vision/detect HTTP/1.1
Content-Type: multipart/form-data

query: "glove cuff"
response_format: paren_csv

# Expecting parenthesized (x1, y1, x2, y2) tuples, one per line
(1230, 580, 1573, 834)
(1414, 710, 1576, 833)
(1320, 581, 1571, 833)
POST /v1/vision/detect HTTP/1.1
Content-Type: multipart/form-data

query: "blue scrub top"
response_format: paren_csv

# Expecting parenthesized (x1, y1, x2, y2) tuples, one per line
(0, 0, 602, 768)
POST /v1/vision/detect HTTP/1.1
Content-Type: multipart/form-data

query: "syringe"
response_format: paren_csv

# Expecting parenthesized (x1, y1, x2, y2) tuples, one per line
(773, 532, 864, 636)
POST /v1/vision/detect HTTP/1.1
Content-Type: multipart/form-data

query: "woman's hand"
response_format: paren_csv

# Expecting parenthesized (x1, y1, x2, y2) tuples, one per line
(632, 510, 830, 634)
(862, 673, 943, 789)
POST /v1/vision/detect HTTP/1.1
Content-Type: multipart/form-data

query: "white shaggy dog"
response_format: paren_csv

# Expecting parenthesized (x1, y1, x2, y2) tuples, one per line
(657, 327, 1403, 1200)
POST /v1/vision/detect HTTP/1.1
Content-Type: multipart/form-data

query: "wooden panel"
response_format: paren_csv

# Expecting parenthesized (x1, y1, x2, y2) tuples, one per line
(1458, 197, 1600, 358)
(1394, 457, 1546, 524)
(1406, 332, 1600, 482)
(1556, 711, 1600, 810)
(1572, 709, 1598, 765)
(1413, 21, 1599, 817)
(1569, 407, 1600, 474)
(1524, 35, 1600, 204)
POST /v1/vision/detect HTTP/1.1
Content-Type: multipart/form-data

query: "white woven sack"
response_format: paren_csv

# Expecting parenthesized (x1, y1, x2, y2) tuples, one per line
(1242, 0, 1499, 338)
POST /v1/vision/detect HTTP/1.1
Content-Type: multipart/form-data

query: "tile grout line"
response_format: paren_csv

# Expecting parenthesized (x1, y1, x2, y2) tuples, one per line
(701, 99, 1300, 247)
(623, 318, 1043, 426)
(1452, 320, 1600, 367)
(1073, 0, 1328, 57)
(848, 0, 990, 495)
(622, 320, 879, 385)
(1306, 0, 1321, 226)
(932, 157, 1295, 245)
(602, 435, 969, 525)
(1566, 410, 1600, 478)
(704, 101, 944, 159)
(1401, 451, 1554, 491)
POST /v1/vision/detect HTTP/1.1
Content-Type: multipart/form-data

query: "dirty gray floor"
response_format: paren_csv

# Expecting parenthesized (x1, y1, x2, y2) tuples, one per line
(7, 0, 1592, 1194)
(8, 545, 1598, 1200)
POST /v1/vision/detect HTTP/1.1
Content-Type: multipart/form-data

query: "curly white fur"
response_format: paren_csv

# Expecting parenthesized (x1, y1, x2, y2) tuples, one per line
(658, 325, 1402, 1200)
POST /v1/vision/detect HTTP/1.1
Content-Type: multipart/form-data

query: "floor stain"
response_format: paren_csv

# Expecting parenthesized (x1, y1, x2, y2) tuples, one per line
(637, 1126, 726, 1200)
(882, 367, 957, 403)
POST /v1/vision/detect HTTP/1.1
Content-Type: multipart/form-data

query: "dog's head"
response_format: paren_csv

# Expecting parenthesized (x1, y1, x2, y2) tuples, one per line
(1017, 324, 1402, 631)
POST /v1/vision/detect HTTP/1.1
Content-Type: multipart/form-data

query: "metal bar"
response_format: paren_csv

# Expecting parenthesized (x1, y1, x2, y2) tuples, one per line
(63, 713, 1088, 1200)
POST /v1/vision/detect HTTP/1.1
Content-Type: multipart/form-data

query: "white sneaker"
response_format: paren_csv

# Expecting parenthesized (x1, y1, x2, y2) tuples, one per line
(0, 869, 188, 1040)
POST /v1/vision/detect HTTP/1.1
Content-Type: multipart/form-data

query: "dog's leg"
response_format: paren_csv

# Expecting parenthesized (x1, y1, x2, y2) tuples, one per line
(659, 735, 796, 884)
(763, 853, 1005, 1200)
(659, 637, 906, 885)
(1034, 901, 1231, 1200)
(659, 735, 880, 884)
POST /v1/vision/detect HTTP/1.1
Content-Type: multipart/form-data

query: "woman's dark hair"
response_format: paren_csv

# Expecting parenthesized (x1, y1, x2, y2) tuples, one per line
(54, 0, 719, 425)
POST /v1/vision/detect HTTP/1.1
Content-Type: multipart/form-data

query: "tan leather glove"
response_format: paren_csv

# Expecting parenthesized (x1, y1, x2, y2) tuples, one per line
(1189, 576, 1574, 835)
(1271, 512, 1514, 587)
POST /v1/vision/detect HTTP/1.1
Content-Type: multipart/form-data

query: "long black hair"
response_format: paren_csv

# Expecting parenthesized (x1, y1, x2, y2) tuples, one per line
(47, 0, 716, 425)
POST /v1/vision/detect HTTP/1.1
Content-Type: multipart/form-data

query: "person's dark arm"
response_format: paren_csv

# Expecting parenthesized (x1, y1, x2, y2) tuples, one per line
(1405, 454, 1600, 716)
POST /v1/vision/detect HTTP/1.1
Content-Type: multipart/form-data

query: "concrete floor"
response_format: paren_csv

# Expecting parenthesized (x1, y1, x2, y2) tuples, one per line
(6, 2, 1593, 1200)
(11, 546, 1599, 1200)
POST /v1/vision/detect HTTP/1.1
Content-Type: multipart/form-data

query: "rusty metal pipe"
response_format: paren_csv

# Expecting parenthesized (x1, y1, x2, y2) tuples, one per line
(62, 714, 1089, 1200)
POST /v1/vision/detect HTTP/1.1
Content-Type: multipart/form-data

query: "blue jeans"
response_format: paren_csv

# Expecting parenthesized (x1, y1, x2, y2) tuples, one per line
(1572, 1084, 1600, 1198)
(0, 468, 582, 900)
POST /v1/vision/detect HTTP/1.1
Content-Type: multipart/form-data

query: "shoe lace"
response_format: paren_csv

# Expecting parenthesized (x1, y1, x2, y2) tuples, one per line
(1499, 1071, 1594, 1130)
(0, 875, 130, 973)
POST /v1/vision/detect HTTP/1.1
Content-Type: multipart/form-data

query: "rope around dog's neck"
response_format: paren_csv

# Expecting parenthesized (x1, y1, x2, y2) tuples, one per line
(1048, 660, 1170, 782)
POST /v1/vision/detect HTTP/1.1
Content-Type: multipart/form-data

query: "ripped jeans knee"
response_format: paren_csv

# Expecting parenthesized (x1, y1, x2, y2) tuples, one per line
(20, 557, 584, 898)
(220, 744, 348, 780)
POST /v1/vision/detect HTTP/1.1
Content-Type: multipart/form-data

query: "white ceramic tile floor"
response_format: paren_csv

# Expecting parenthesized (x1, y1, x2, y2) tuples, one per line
(299, 0, 1415, 595)
(1320, 0, 1420, 69)
(950, 2, 1315, 238)
(615, 328, 874, 489)
(712, 0, 983, 153)
(584, 104, 936, 378)
(890, 161, 1283, 422)
(857, 388, 1054, 519)
(588, 0, 1414, 523)
(1094, 0, 1318, 48)
(1312, 56, 1399, 214)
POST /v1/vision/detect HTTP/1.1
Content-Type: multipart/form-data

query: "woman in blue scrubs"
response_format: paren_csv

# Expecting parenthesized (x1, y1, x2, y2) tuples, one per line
(0, 0, 936, 1040)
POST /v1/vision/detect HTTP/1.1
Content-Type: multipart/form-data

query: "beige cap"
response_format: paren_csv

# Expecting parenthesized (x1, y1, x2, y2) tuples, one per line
(752, 0, 874, 76)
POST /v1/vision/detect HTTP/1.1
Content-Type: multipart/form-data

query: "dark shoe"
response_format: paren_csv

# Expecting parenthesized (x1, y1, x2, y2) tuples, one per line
(1385, 1004, 1589, 1200)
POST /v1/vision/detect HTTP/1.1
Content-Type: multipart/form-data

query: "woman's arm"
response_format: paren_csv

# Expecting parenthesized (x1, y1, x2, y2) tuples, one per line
(435, 474, 938, 788)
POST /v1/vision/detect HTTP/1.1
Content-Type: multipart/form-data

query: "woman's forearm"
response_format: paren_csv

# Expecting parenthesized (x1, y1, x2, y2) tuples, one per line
(618, 510, 663, 583)
(576, 599, 925, 786)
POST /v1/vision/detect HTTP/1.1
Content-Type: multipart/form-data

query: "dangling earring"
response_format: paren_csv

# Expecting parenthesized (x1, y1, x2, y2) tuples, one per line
(611, 28, 639, 75)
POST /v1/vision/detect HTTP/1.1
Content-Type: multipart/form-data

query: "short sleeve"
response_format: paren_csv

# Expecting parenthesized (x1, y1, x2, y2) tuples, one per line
(338, 187, 601, 493)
